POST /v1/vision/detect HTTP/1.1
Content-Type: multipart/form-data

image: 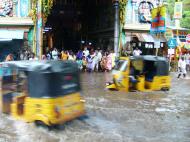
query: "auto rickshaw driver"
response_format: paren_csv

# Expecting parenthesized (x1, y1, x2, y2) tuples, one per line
(128, 64, 138, 90)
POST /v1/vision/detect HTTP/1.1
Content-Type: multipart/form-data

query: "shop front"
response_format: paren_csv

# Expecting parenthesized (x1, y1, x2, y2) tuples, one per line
(0, 18, 33, 61)
(0, 0, 34, 61)
(123, 24, 167, 56)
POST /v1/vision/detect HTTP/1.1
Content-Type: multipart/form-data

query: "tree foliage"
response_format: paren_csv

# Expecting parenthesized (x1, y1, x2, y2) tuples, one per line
(167, 0, 190, 29)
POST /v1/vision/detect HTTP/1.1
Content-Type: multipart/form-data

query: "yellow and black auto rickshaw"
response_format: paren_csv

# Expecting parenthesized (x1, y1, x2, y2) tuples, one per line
(106, 55, 171, 92)
(0, 60, 86, 126)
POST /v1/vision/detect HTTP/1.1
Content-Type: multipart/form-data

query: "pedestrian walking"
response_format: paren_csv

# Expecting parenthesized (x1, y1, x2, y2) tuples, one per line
(177, 57, 187, 78)
(186, 57, 190, 71)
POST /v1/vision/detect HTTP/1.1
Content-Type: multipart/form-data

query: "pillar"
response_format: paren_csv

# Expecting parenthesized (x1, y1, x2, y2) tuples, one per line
(36, 0, 43, 58)
(113, 0, 120, 57)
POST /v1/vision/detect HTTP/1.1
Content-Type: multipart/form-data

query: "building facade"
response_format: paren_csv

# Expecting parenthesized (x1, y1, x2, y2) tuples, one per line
(0, 0, 34, 61)
(123, 0, 167, 56)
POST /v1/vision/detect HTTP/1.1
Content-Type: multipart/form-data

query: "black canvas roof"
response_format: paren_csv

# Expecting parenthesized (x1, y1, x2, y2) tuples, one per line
(0, 60, 78, 73)
(130, 55, 168, 62)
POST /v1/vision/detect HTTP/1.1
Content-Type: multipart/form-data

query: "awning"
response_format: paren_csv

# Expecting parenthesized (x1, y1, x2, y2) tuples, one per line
(134, 33, 144, 42)
(0, 30, 24, 40)
(141, 33, 155, 42)
(152, 35, 167, 42)
(134, 33, 167, 43)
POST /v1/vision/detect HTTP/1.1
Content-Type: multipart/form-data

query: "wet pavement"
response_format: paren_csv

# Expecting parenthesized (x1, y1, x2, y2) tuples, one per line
(0, 72, 190, 142)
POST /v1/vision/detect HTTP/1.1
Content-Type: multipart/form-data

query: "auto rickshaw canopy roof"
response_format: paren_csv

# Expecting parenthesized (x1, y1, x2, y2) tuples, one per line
(0, 60, 80, 98)
(130, 55, 168, 62)
(0, 60, 79, 73)
(130, 55, 169, 76)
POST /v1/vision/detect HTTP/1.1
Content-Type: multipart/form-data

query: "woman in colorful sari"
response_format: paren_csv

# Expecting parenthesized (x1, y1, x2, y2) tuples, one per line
(100, 52, 108, 72)
(106, 51, 112, 71)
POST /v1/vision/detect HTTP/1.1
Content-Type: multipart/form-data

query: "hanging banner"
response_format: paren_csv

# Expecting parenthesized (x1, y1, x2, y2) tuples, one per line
(150, 8, 158, 33)
(185, 43, 190, 50)
(150, 6, 166, 34)
(184, 34, 190, 50)
(165, 29, 173, 40)
(158, 6, 166, 32)
(174, 2, 183, 19)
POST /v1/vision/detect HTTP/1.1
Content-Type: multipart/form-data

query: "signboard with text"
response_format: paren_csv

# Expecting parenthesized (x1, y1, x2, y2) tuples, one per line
(167, 38, 177, 48)
(185, 35, 190, 50)
(174, 2, 183, 19)
(186, 34, 190, 43)
(165, 29, 173, 40)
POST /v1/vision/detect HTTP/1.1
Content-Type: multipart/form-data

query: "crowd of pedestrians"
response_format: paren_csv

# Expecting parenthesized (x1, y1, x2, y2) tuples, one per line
(41, 47, 116, 72)
(4, 46, 143, 72)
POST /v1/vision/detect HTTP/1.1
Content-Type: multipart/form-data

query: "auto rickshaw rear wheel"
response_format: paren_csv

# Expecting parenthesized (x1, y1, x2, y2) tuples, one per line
(161, 87, 170, 91)
(35, 120, 51, 130)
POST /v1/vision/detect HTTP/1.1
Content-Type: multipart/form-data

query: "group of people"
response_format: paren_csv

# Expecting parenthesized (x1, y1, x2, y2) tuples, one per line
(4, 46, 143, 73)
(43, 47, 116, 72)
(5, 49, 38, 61)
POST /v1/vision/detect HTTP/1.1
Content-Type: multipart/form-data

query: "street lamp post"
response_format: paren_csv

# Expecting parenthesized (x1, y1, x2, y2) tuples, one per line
(113, 0, 120, 57)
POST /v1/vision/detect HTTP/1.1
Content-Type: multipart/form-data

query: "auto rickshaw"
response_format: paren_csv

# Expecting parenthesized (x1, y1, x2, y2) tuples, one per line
(106, 55, 171, 92)
(0, 60, 86, 126)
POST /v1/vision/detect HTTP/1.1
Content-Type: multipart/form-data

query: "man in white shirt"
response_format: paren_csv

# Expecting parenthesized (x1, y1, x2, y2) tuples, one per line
(177, 57, 187, 78)
(83, 47, 89, 57)
(133, 47, 142, 56)
(52, 48, 59, 60)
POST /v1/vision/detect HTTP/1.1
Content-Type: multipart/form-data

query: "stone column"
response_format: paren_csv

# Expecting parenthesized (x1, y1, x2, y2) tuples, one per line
(13, 0, 18, 17)
(112, 0, 120, 57)
(36, 0, 43, 58)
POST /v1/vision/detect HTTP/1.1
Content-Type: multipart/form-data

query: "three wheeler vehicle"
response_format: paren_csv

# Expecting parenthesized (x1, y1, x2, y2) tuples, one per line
(106, 55, 171, 92)
(0, 60, 86, 126)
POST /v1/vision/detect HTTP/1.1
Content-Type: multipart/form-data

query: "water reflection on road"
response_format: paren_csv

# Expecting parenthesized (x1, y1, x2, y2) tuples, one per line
(0, 72, 190, 142)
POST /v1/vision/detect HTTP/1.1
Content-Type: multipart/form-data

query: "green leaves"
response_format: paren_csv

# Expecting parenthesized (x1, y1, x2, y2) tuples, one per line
(181, 10, 190, 28)
(167, 0, 190, 29)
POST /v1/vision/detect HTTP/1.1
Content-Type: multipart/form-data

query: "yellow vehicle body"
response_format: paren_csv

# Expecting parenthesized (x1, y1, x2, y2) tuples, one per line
(0, 61, 86, 126)
(106, 56, 171, 92)
(11, 93, 85, 125)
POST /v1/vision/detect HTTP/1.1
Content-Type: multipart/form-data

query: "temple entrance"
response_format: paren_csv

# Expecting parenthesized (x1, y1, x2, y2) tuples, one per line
(44, 0, 114, 53)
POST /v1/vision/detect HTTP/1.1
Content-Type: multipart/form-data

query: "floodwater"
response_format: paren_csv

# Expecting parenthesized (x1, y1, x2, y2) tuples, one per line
(0, 72, 190, 142)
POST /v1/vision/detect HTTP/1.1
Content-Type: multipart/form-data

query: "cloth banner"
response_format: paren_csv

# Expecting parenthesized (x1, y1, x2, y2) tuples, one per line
(150, 6, 166, 34)
(185, 43, 190, 50)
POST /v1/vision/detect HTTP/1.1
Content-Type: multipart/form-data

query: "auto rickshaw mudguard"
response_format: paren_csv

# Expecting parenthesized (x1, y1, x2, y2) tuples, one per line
(30, 114, 50, 126)
(106, 83, 117, 90)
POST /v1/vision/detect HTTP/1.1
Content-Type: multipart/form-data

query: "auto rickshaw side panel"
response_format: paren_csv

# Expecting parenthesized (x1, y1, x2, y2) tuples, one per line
(22, 93, 85, 125)
(112, 57, 130, 92)
(0, 66, 17, 114)
(145, 76, 171, 90)
(22, 64, 85, 125)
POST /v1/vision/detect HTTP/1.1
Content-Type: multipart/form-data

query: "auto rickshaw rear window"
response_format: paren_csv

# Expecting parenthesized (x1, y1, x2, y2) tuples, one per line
(28, 72, 80, 98)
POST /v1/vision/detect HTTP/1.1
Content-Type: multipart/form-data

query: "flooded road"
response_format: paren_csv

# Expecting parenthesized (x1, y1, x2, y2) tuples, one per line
(0, 72, 190, 142)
